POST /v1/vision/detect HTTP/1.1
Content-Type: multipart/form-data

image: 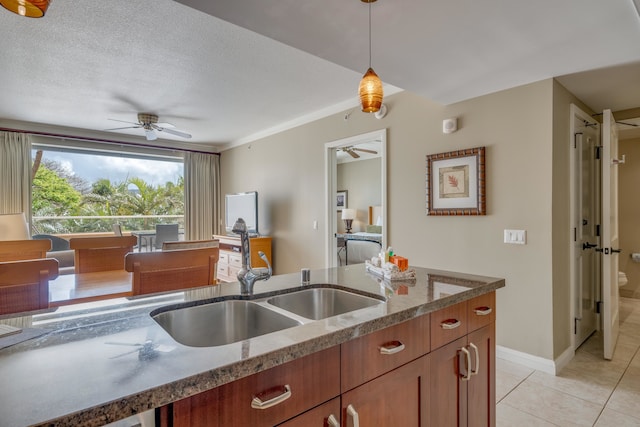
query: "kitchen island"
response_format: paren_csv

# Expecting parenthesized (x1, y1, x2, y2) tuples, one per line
(0, 265, 504, 426)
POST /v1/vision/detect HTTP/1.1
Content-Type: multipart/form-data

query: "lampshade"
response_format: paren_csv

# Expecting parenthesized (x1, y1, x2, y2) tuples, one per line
(359, 67, 384, 113)
(0, 0, 50, 17)
(341, 208, 356, 220)
(0, 213, 30, 241)
(358, 0, 383, 113)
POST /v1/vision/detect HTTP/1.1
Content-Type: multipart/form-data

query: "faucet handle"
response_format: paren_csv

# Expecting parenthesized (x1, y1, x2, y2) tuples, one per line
(257, 251, 272, 276)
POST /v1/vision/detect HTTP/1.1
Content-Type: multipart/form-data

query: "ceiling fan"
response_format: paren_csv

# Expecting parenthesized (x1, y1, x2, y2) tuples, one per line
(340, 145, 378, 159)
(106, 113, 192, 141)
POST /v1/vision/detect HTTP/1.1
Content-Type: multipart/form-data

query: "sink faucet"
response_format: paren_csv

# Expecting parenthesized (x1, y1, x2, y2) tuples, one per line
(232, 218, 272, 295)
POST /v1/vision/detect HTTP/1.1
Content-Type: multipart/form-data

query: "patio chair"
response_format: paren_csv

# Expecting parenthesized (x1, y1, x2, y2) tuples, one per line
(154, 223, 179, 250)
(125, 247, 219, 296)
(69, 235, 137, 273)
(0, 258, 58, 315)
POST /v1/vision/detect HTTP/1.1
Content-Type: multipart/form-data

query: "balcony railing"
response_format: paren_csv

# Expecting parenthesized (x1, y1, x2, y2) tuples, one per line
(32, 215, 185, 236)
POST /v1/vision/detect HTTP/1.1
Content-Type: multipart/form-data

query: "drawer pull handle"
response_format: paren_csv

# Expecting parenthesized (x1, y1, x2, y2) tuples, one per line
(251, 384, 291, 410)
(379, 340, 405, 355)
(460, 347, 471, 381)
(327, 414, 340, 427)
(347, 404, 360, 427)
(474, 306, 492, 316)
(441, 318, 461, 330)
(469, 342, 480, 376)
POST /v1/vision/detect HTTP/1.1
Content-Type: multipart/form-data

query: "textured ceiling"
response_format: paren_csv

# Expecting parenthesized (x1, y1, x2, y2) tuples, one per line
(1, 0, 639, 149)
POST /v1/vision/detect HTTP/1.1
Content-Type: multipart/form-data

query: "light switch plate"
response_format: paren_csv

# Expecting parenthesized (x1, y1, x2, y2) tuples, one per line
(504, 229, 526, 245)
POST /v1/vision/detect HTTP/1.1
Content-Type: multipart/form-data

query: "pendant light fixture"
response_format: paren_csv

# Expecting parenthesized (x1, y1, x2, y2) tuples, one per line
(358, 0, 383, 113)
(0, 0, 50, 18)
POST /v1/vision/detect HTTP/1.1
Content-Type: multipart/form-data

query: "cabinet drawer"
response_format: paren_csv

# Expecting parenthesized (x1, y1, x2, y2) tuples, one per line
(228, 253, 243, 268)
(216, 262, 228, 275)
(341, 314, 430, 392)
(277, 397, 341, 427)
(228, 265, 240, 278)
(468, 292, 495, 333)
(173, 347, 340, 427)
(218, 252, 229, 264)
(431, 300, 468, 350)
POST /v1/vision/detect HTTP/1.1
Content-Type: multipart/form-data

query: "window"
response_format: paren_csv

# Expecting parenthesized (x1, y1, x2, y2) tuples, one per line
(31, 138, 184, 235)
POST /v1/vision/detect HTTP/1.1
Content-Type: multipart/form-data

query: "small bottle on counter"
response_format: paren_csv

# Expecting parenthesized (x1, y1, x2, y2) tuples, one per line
(301, 268, 310, 284)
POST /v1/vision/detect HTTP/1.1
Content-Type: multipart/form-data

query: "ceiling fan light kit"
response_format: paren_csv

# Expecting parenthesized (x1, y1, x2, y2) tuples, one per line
(0, 0, 50, 17)
(358, 0, 384, 113)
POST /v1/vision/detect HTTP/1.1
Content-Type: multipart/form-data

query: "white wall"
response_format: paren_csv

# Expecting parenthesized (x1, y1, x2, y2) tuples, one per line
(337, 158, 381, 233)
(220, 80, 582, 361)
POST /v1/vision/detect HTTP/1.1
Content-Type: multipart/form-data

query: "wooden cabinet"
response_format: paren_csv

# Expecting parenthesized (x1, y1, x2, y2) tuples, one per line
(340, 315, 432, 426)
(172, 346, 340, 427)
(341, 355, 430, 427)
(276, 397, 341, 427)
(213, 235, 272, 282)
(165, 291, 496, 427)
(429, 293, 496, 427)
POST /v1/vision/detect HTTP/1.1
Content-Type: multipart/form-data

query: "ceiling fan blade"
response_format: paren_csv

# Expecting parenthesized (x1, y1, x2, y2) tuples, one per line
(155, 122, 176, 128)
(347, 150, 360, 159)
(145, 128, 158, 141)
(108, 118, 140, 125)
(104, 125, 142, 131)
(353, 148, 378, 154)
(153, 125, 192, 139)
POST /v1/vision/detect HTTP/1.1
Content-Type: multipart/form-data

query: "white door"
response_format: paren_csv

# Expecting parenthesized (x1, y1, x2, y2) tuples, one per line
(575, 127, 600, 348)
(601, 109, 620, 360)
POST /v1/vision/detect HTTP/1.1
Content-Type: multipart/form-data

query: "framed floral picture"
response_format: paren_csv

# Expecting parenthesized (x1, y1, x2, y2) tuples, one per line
(426, 146, 486, 215)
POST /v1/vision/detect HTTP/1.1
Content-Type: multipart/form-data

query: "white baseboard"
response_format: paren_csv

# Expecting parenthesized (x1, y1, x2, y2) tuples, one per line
(496, 345, 574, 375)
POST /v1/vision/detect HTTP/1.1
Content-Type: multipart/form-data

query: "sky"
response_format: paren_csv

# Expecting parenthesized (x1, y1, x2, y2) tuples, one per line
(38, 150, 183, 187)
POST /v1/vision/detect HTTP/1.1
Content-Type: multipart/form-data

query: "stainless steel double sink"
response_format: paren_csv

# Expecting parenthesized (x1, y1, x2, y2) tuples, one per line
(151, 287, 384, 347)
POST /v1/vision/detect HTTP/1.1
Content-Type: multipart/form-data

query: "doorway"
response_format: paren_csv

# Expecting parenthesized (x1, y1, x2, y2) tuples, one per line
(324, 129, 387, 267)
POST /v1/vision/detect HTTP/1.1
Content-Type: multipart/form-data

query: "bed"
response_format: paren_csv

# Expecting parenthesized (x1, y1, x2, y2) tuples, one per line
(338, 205, 383, 265)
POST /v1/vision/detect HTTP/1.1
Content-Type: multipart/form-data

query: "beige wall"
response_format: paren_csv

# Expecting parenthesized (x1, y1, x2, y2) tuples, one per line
(221, 79, 580, 360)
(619, 137, 640, 298)
(337, 158, 381, 233)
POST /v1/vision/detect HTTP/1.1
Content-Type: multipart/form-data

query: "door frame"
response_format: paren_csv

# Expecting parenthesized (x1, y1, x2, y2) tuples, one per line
(324, 129, 387, 267)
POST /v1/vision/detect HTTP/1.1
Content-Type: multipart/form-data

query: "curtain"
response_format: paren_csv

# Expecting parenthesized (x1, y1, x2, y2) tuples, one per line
(0, 132, 32, 220)
(184, 152, 221, 240)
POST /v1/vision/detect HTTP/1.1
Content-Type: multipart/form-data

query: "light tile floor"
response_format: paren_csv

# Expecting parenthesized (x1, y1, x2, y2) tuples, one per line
(497, 297, 640, 426)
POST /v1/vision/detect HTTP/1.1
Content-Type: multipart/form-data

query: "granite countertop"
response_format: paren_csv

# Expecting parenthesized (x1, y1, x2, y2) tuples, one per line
(0, 265, 505, 427)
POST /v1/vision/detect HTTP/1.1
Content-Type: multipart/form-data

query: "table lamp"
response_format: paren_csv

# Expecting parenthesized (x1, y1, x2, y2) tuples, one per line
(341, 209, 356, 234)
(0, 213, 29, 241)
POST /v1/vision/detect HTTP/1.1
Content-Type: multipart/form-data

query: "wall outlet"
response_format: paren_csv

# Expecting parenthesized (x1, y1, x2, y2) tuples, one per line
(504, 229, 526, 245)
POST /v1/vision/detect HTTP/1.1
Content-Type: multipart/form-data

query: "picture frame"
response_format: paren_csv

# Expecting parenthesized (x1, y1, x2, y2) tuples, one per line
(426, 146, 486, 216)
(336, 190, 348, 211)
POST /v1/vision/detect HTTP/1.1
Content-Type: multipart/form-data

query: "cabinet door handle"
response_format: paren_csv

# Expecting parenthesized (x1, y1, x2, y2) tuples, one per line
(379, 340, 405, 355)
(460, 347, 471, 381)
(473, 306, 492, 316)
(251, 384, 291, 409)
(327, 414, 340, 427)
(469, 342, 479, 376)
(441, 318, 461, 330)
(346, 404, 360, 427)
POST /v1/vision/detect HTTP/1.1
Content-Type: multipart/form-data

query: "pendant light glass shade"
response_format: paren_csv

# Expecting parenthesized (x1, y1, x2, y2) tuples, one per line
(0, 0, 50, 17)
(359, 0, 383, 113)
(359, 67, 383, 113)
